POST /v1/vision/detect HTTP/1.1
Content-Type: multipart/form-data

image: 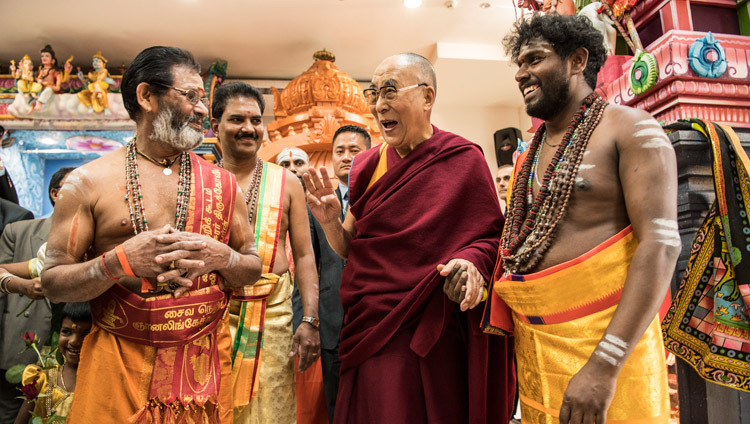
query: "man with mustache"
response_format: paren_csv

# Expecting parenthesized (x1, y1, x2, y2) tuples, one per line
(210, 81, 320, 424)
(41, 46, 262, 423)
(305, 53, 515, 423)
(483, 14, 677, 424)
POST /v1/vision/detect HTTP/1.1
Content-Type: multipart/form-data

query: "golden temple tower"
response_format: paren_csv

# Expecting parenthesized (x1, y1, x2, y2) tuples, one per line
(259, 50, 382, 175)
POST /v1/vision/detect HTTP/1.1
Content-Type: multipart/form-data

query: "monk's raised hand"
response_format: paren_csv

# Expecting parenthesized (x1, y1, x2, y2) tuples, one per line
(439, 258, 485, 311)
(303, 167, 341, 224)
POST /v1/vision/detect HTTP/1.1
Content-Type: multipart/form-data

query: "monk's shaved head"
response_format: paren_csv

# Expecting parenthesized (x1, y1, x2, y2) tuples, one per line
(382, 53, 437, 95)
(370, 53, 437, 156)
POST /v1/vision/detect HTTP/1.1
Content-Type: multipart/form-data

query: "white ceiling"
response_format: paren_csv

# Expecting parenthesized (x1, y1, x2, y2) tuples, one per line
(0, 0, 527, 107)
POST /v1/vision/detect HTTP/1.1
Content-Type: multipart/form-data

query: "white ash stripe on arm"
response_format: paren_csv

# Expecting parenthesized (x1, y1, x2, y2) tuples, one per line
(651, 218, 680, 247)
(633, 120, 671, 149)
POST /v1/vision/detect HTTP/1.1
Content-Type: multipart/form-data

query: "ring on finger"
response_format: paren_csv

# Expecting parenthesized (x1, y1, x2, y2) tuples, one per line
(169, 261, 176, 270)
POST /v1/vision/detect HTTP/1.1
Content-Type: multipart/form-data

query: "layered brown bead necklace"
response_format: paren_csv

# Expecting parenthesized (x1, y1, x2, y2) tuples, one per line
(125, 139, 191, 234)
(500, 92, 607, 274)
(218, 158, 263, 224)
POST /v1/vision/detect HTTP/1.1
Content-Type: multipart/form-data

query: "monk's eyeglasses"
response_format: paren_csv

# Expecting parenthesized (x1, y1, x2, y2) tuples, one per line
(363, 83, 428, 105)
(151, 82, 209, 107)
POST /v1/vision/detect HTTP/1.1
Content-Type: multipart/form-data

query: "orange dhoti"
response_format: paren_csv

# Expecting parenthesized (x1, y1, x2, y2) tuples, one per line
(68, 286, 234, 423)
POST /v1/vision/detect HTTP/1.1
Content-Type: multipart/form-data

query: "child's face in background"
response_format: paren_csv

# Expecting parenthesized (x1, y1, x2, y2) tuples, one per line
(59, 317, 91, 366)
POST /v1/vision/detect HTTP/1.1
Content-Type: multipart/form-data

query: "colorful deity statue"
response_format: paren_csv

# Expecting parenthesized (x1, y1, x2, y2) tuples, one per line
(33, 44, 73, 112)
(9, 54, 42, 105)
(516, 0, 575, 14)
(579, 2, 617, 55)
(76, 51, 115, 114)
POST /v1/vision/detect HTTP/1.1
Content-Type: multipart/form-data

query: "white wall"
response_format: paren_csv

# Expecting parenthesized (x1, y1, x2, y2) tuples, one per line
(432, 103, 531, 174)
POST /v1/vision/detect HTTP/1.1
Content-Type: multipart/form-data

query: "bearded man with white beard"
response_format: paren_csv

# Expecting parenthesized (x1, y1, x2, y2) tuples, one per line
(41, 46, 262, 424)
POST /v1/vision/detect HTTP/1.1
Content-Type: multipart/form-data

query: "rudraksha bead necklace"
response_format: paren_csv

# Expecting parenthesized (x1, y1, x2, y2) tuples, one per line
(501, 92, 608, 273)
(218, 158, 263, 224)
(125, 139, 191, 234)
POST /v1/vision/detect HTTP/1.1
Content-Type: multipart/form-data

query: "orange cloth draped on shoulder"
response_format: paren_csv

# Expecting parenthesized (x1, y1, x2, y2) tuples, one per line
(67, 154, 238, 424)
(229, 162, 285, 405)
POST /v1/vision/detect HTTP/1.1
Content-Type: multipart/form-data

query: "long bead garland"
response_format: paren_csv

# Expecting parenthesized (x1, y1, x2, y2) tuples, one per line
(501, 92, 608, 273)
(124, 139, 191, 235)
(218, 158, 263, 224)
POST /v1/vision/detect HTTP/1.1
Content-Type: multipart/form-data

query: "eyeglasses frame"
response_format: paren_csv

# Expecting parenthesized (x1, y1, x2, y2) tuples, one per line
(363, 82, 428, 105)
(151, 82, 209, 107)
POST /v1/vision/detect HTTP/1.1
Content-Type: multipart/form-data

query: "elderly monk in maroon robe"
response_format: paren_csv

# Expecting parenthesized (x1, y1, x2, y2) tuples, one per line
(304, 53, 515, 424)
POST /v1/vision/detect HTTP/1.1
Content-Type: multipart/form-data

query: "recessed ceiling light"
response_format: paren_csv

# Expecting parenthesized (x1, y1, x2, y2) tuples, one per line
(404, 0, 422, 8)
(480, 2, 491, 8)
(444, 0, 458, 8)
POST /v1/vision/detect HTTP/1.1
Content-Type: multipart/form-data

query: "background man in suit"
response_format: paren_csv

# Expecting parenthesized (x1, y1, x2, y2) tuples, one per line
(293, 125, 371, 422)
(0, 166, 74, 424)
(0, 199, 32, 234)
(0, 126, 22, 206)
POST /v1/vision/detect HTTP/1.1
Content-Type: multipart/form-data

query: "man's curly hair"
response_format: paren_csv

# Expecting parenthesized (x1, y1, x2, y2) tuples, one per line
(503, 14, 607, 90)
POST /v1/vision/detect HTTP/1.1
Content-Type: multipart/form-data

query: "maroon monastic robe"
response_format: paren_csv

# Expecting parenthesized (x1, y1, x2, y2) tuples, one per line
(334, 126, 516, 423)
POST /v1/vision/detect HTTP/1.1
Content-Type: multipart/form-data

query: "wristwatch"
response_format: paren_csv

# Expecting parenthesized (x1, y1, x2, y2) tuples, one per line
(301, 316, 320, 329)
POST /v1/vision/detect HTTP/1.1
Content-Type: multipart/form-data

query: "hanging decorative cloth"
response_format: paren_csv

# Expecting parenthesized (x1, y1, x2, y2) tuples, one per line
(662, 119, 750, 392)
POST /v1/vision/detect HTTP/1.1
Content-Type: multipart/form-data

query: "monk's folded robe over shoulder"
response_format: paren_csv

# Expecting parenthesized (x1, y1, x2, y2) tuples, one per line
(334, 126, 516, 424)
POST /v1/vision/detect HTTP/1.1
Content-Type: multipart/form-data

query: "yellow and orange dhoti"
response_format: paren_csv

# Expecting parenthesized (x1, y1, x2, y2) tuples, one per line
(485, 227, 669, 423)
